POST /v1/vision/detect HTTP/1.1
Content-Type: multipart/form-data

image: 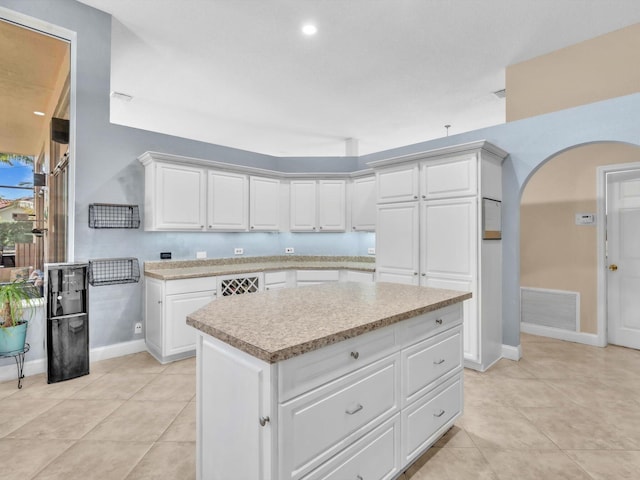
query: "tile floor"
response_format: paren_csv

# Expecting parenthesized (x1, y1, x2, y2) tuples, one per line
(1, 333, 639, 479)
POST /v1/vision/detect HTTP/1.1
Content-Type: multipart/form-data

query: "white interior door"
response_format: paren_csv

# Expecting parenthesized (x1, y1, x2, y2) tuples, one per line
(607, 169, 640, 349)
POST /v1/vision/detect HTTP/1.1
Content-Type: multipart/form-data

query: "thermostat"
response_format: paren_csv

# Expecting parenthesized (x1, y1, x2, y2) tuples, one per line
(575, 213, 596, 225)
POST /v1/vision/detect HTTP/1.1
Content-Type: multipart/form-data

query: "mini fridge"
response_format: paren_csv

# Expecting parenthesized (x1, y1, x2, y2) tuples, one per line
(46, 263, 89, 383)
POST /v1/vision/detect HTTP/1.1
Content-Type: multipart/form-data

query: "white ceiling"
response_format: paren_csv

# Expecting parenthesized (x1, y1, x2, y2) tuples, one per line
(78, 0, 640, 157)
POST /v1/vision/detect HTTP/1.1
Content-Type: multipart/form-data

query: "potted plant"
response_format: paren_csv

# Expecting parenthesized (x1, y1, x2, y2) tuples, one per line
(0, 280, 37, 355)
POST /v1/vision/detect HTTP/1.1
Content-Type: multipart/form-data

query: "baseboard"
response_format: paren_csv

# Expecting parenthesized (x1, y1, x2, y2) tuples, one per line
(0, 339, 147, 384)
(521, 322, 602, 347)
(501, 343, 522, 361)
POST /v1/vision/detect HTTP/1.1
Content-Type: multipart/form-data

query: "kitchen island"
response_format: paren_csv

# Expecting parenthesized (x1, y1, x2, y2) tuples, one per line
(187, 281, 470, 480)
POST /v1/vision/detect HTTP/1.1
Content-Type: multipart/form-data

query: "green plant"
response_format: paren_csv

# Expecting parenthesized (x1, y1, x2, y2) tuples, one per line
(0, 280, 37, 328)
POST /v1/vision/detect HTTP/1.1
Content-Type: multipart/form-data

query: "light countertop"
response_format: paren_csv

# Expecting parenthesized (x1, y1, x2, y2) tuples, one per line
(144, 255, 374, 280)
(186, 282, 471, 363)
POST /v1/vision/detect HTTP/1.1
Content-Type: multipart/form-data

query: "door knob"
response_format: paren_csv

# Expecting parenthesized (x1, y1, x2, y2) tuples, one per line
(609, 264, 618, 271)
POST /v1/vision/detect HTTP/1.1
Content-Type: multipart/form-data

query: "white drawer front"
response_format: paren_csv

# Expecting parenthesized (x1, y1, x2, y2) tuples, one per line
(279, 325, 396, 402)
(165, 276, 217, 295)
(265, 270, 287, 285)
(402, 375, 462, 463)
(403, 326, 462, 406)
(296, 269, 341, 283)
(397, 303, 462, 347)
(302, 415, 401, 480)
(281, 354, 400, 479)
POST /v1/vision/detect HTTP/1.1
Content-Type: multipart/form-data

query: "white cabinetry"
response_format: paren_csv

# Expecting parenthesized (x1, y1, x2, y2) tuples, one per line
(207, 171, 248, 231)
(351, 175, 376, 231)
(250, 176, 281, 231)
(371, 141, 507, 371)
(290, 180, 346, 232)
(145, 276, 216, 363)
(296, 270, 340, 286)
(142, 161, 206, 231)
(196, 302, 463, 480)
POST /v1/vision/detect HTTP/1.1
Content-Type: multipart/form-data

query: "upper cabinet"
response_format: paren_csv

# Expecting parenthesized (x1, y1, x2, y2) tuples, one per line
(249, 176, 281, 231)
(376, 163, 419, 204)
(421, 154, 477, 200)
(207, 171, 248, 231)
(142, 161, 206, 231)
(290, 179, 346, 232)
(351, 175, 376, 231)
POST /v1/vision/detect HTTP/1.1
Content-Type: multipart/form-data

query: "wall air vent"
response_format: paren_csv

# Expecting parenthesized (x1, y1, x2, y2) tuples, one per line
(493, 89, 506, 99)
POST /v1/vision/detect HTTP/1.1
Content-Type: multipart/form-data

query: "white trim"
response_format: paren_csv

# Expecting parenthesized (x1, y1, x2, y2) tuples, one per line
(521, 322, 602, 347)
(501, 344, 522, 361)
(0, 339, 146, 383)
(596, 161, 640, 349)
(0, 7, 77, 262)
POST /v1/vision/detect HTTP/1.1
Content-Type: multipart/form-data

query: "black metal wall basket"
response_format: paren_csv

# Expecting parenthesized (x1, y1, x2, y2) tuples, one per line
(88, 258, 140, 286)
(88, 203, 140, 229)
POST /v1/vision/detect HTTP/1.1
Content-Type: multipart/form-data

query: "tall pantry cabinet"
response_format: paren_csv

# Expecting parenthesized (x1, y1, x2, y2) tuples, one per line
(370, 141, 507, 371)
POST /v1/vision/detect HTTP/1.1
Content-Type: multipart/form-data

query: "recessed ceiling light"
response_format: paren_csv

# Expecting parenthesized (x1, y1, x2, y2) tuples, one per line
(301, 24, 317, 36)
(33, 111, 45, 116)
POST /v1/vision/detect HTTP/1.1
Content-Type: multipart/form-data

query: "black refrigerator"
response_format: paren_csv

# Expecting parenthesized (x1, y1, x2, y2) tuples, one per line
(46, 263, 89, 383)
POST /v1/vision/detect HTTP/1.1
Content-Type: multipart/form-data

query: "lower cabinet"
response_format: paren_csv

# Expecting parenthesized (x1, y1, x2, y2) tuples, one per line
(196, 303, 463, 480)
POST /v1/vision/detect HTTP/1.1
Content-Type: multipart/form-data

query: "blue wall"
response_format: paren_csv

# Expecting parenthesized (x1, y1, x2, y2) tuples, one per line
(1, 0, 638, 363)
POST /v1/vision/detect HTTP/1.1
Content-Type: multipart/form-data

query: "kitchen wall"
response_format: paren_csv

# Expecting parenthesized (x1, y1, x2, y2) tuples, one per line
(520, 143, 640, 334)
(506, 23, 640, 122)
(1, 0, 639, 370)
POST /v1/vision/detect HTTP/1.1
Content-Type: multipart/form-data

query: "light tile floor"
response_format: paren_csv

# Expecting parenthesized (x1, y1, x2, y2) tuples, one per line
(1, 333, 639, 479)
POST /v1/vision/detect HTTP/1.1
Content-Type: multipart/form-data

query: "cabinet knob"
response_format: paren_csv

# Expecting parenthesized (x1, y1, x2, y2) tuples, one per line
(421, 273, 426, 277)
(414, 272, 418, 276)
(259, 416, 270, 426)
(313, 227, 316, 230)
(157, 300, 162, 304)
(435, 318, 443, 325)
(422, 194, 426, 199)
(251, 226, 254, 229)
(319, 226, 323, 230)
(352, 226, 356, 230)
(413, 195, 418, 199)
(350, 351, 360, 360)
(357, 476, 363, 480)
(207, 225, 211, 228)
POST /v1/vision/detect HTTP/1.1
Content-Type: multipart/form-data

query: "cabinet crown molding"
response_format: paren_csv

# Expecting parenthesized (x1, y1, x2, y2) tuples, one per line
(366, 140, 508, 170)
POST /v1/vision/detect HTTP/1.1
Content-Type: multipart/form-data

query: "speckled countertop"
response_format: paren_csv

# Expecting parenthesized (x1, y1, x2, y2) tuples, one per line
(144, 255, 375, 280)
(186, 282, 471, 363)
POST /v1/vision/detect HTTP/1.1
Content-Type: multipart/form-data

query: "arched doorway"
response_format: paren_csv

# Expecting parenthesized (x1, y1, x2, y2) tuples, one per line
(519, 142, 640, 346)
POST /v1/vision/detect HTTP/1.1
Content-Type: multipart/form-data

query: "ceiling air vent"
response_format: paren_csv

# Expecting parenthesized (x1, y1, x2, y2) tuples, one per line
(493, 89, 506, 99)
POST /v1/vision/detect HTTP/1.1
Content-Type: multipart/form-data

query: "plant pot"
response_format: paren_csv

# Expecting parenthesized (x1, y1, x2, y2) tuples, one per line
(0, 321, 28, 355)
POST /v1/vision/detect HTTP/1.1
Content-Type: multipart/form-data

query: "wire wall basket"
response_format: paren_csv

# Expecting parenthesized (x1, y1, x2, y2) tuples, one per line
(88, 258, 140, 286)
(88, 204, 140, 229)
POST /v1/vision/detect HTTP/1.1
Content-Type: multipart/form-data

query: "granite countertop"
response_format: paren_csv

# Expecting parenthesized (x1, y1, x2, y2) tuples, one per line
(144, 255, 375, 280)
(186, 282, 471, 363)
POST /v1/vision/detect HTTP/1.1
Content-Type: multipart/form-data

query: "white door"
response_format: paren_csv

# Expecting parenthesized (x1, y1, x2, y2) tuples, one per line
(376, 202, 420, 285)
(290, 180, 317, 231)
(250, 176, 280, 231)
(207, 171, 248, 231)
(607, 169, 640, 349)
(351, 176, 376, 231)
(165, 290, 216, 356)
(318, 180, 346, 231)
(156, 163, 206, 230)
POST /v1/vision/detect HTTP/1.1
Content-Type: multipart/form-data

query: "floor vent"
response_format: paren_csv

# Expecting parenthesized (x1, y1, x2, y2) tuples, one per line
(521, 287, 579, 331)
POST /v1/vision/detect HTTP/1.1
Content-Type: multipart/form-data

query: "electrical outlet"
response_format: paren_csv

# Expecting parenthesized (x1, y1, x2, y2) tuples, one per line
(134, 322, 142, 334)
(285, 247, 294, 254)
(234, 247, 244, 255)
(196, 251, 207, 259)
(368, 247, 375, 255)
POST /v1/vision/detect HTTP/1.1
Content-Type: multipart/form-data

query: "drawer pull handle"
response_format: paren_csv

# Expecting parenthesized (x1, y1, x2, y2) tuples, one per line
(357, 476, 363, 480)
(435, 318, 443, 325)
(350, 351, 360, 360)
(433, 358, 445, 365)
(259, 416, 270, 426)
(433, 409, 445, 418)
(346, 404, 364, 415)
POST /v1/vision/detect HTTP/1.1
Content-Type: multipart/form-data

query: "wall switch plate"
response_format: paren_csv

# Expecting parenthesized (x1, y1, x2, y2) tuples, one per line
(234, 247, 244, 255)
(160, 252, 171, 260)
(285, 247, 294, 254)
(134, 322, 142, 334)
(368, 247, 376, 255)
(196, 251, 207, 259)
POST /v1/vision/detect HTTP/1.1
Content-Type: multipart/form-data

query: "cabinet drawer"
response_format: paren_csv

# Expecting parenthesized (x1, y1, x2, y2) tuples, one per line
(402, 375, 462, 463)
(279, 325, 397, 401)
(296, 269, 340, 284)
(402, 326, 462, 406)
(280, 354, 400, 479)
(165, 276, 217, 295)
(302, 414, 400, 480)
(396, 303, 462, 347)
(265, 270, 287, 285)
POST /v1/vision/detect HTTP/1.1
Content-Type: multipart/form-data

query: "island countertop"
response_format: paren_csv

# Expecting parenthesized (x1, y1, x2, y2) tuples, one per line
(186, 281, 471, 363)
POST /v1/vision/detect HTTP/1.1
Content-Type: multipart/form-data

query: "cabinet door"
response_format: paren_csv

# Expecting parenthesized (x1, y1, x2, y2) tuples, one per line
(351, 176, 376, 231)
(376, 202, 419, 285)
(208, 171, 248, 231)
(144, 278, 163, 356)
(250, 176, 281, 231)
(376, 164, 419, 204)
(155, 163, 206, 230)
(318, 180, 346, 231)
(290, 180, 317, 231)
(421, 154, 477, 200)
(165, 290, 216, 356)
